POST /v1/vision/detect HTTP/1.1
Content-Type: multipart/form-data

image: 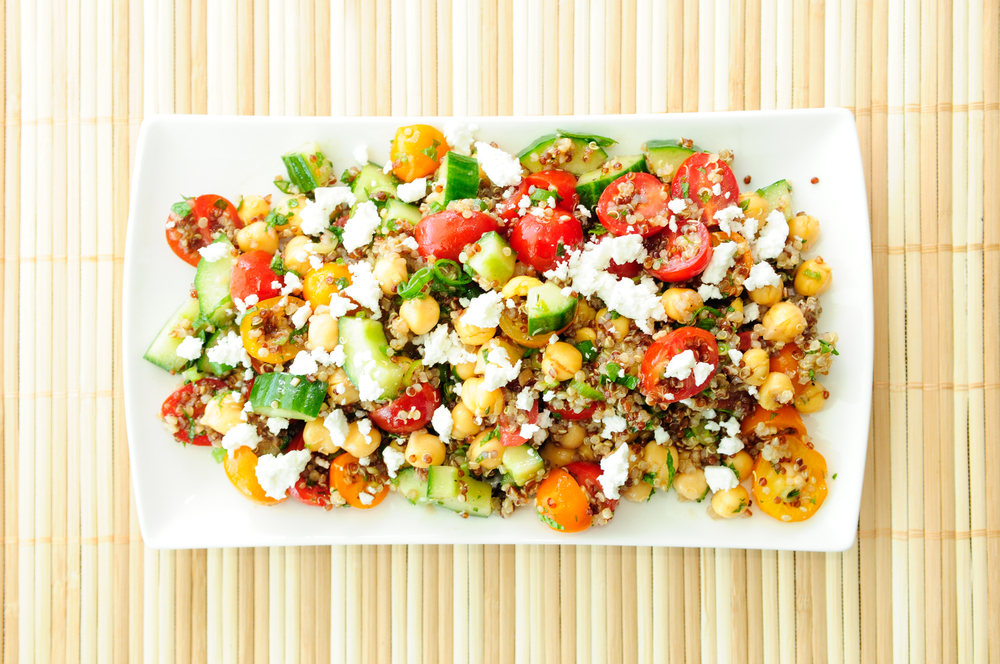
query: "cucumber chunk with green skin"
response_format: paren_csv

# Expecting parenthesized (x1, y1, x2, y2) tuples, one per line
(352, 163, 397, 203)
(281, 141, 335, 193)
(427, 466, 461, 500)
(143, 296, 202, 372)
(569, 380, 605, 402)
(249, 372, 328, 420)
(516, 134, 609, 176)
(501, 445, 545, 487)
(575, 155, 649, 209)
(393, 467, 429, 504)
(756, 179, 794, 221)
(382, 199, 422, 230)
(198, 326, 238, 375)
(433, 476, 493, 517)
(338, 316, 411, 401)
(436, 152, 480, 203)
(643, 141, 698, 183)
(194, 236, 237, 326)
(466, 231, 516, 287)
(526, 282, 578, 336)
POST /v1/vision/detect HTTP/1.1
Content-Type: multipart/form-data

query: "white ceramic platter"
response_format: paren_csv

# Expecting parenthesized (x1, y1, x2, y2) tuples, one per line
(124, 110, 872, 550)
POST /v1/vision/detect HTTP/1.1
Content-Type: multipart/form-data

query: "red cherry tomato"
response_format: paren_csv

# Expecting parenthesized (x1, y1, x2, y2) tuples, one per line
(499, 399, 539, 447)
(414, 210, 500, 261)
(165, 194, 242, 267)
(670, 153, 740, 226)
(509, 210, 584, 273)
(230, 250, 283, 304)
(160, 378, 228, 446)
(640, 327, 719, 406)
(289, 477, 332, 508)
(549, 403, 599, 421)
(596, 172, 671, 237)
(736, 331, 754, 352)
(498, 170, 579, 222)
(369, 383, 442, 434)
(597, 235, 643, 278)
(643, 219, 713, 283)
(565, 460, 620, 512)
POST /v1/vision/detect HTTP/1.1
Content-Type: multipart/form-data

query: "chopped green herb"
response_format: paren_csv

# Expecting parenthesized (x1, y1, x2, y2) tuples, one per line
(642, 472, 657, 486)
(483, 428, 501, 442)
(588, 225, 609, 236)
(335, 277, 350, 290)
(212, 447, 227, 464)
(213, 197, 230, 210)
(738, 199, 750, 212)
(575, 340, 599, 363)
(171, 199, 193, 218)
(264, 209, 291, 228)
(804, 268, 822, 280)
(538, 514, 565, 531)
(270, 254, 289, 276)
(420, 139, 442, 160)
(786, 489, 801, 500)
(556, 243, 566, 257)
(734, 499, 747, 513)
(697, 486, 710, 503)
(699, 190, 712, 204)
(273, 177, 296, 194)
(681, 182, 690, 198)
(832, 473, 838, 480)
(529, 188, 563, 205)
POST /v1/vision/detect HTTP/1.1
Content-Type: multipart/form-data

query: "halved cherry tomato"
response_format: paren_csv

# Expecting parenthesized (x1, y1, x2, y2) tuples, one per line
(330, 452, 390, 509)
(644, 218, 713, 282)
(670, 153, 740, 226)
(499, 399, 538, 447)
(414, 210, 500, 261)
(596, 235, 643, 277)
(751, 435, 828, 522)
(369, 383, 442, 434)
(565, 460, 620, 512)
(240, 296, 309, 364)
(391, 124, 450, 183)
(288, 441, 334, 509)
(709, 231, 753, 296)
(769, 343, 800, 376)
(302, 263, 353, 307)
(535, 468, 593, 533)
(160, 378, 228, 446)
(499, 308, 572, 348)
(740, 404, 807, 439)
(165, 194, 242, 266)
(596, 172, 671, 237)
(223, 447, 286, 505)
(230, 251, 282, 305)
(509, 210, 584, 273)
(549, 403, 598, 421)
(639, 327, 719, 406)
(499, 170, 579, 221)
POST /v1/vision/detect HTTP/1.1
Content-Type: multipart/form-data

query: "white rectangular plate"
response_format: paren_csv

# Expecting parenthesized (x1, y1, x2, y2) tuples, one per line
(124, 110, 872, 551)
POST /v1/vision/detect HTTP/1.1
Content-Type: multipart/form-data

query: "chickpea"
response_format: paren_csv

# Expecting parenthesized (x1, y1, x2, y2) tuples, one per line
(307, 313, 339, 352)
(661, 288, 704, 323)
(200, 393, 244, 435)
(313, 230, 339, 255)
(794, 380, 828, 414)
(454, 316, 496, 346)
(711, 485, 750, 518)
(574, 327, 597, 344)
(236, 221, 280, 255)
(748, 284, 782, 307)
(643, 442, 679, 488)
(622, 480, 654, 503)
(475, 338, 522, 374)
(674, 469, 709, 502)
(273, 194, 307, 233)
(757, 372, 795, 410)
(450, 403, 481, 439)
(302, 417, 341, 456)
(794, 258, 833, 297)
(327, 368, 361, 405)
(598, 308, 630, 338)
(761, 302, 807, 343)
(453, 361, 477, 381)
(341, 420, 382, 458)
(501, 275, 543, 298)
(554, 423, 586, 449)
(727, 450, 754, 482)
(738, 191, 769, 223)
(730, 297, 744, 314)
(541, 342, 583, 382)
(399, 297, 440, 335)
(740, 348, 770, 386)
(237, 195, 271, 225)
(373, 253, 408, 295)
(575, 300, 597, 324)
(540, 441, 576, 467)
(467, 429, 503, 470)
(788, 213, 821, 252)
(405, 431, 446, 468)
(461, 376, 503, 418)
(283, 235, 316, 275)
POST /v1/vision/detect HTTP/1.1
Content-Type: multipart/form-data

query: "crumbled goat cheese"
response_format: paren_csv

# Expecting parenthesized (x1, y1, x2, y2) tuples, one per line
(668, 198, 687, 213)
(653, 427, 670, 444)
(461, 291, 504, 329)
(444, 123, 479, 156)
(299, 187, 356, 236)
(401, 236, 419, 251)
(198, 242, 231, 262)
(698, 284, 724, 301)
(281, 272, 303, 296)
(413, 324, 477, 365)
(207, 331, 252, 368)
(663, 350, 697, 380)
(353, 144, 369, 165)
(175, 335, 204, 361)
(382, 446, 405, 479)
(728, 349, 744, 364)
(353, 352, 384, 401)
(357, 418, 374, 443)
(324, 409, 349, 447)
(515, 390, 535, 411)
(326, 294, 358, 319)
(699, 241, 739, 285)
(743, 302, 761, 322)
(598, 443, 630, 499)
(601, 414, 628, 440)
(743, 261, 782, 291)
(271, 280, 282, 290)
(357, 492, 374, 505)
(713, 205, 745, 234)
(474, 141, 522, 187)
(221, 423, 262, 458)
(255, 450, 312, 499)
(692, 362, 715, 386)
(742, 217, 760, 242)
(288, 350, 319, 376)
(431, 405, 454, 442)
(397, 177, 428, 203)
(342, 201, 382, 252)
(519, 423, 541, 439)
(755, 209, 789, 260)
(329, 345, 346, 367)
(291, 301, 312, 329)
(712, 183, 722, 196)
(536, 410, 553, 429)
(705, 465, 740, 493)
(266, 417, 290, 435)
(577, 204, 592, 218)
(344, 261, 382, 319)
(481, 347, 522, 391)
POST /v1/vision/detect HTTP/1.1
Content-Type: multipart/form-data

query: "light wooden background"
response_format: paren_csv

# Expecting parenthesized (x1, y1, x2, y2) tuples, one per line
(2, 0, 999, 662)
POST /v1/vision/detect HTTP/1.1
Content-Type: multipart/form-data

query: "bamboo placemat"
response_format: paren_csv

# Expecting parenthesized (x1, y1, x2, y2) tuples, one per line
(1, 0, 998, 661)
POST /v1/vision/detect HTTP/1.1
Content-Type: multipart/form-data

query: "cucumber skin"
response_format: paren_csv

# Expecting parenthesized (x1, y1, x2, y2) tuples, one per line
(643, 142, 697, 183)
(526, 283, 577, 336)
(437, 152, 480, 203)
(517, 134, 609, 176)
(143, 297, 202, 372)
(467, 231, 516, 287)
(281, 142, 334, 193)
(338, 316, 409, 401)
(249, 372, 328, 421)
(756, 180, 794, 221)
(501, 445, 545, 487)
(194, 236, 237, 327)
(394, 467, 429, 504)
(575, 155, 649, 209)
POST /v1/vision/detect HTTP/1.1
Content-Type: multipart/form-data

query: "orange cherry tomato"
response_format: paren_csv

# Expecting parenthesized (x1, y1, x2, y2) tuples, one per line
(535, 468, 592, 533)
(223, 447, 287, 505)
(240, 296, 309, 364)
(390, 124, 450, 182)
(303, 263, 353, 307)
(498, 306, 575, 349)
(769, 344, 806, 394)
(330, 452, 389, 509)
(751, 435, 828, 522)
(740, 404, 807, 439)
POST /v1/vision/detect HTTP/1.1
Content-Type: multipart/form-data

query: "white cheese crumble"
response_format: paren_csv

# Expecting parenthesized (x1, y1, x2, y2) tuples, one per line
(324, 409, 349, 447)
(353, 144, 369, 165)
(254, 450, 312, 499)
(401, 236, 419, 251)
(743, 302, 761, 322)
(265, 417, 289, 435)
(207, 331, 252, 368)
(352, 351, 384, 401)
(755, 209, 790, 260)
(175, 335, 204, 361)
(357, 492, 374, 505)
(728, 349, 744, 364)
(299, 187, 356, 236)
(577, 204, 592, 219)
(663, 349, 697, 380)
(519, 423, 540, 439)
(329, 345, 346, 367)
(705, 465, 740, 493)
(653, 427, 670, 444)
(198, 242, 231, 262)
(396, 177, 428, 203)
(480, 347, 522, 391)
(667, 198, 687, 213)
(325, 295, 356, 320)
(600, 413, 628, 439)
(712, 183, 722, 196)
(461, 290, 504, 329)
(288, 350, 319, 376)
(699, 241, 739, 285)
(474, 141, 522, 187)
(443, 122, 478, 156)
(597, 443, 630, 499)
(221, 422, 262, 458)
(281, 272, 303, 296)
(697, 284, 724, 301)
(382, 446, 405, 479)
(413, 324, 477, 366)
(291, 301, 312, 329)
(515, 390, 535, 411)
(744, 261, 782, 291)
(431, 405, 454, 442)
(342, 201, 382, 252)
(344, 261, 382, 319)
(692, 361, 715, 386)
(713, 205, 745, 234)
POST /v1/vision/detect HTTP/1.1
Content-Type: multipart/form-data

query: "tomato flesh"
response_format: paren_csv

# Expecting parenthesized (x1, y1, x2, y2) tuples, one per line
(499, 399, 538, 447)
(414, 210, 499, 261)
(369, 383, 442, 434)
(740, 404, 807, 440)
(670, 153, 740, 226)
(165, 194, 242, 266)
(330, 452, 389, 509)
(565, 460, 620, 513)
(230, 250, 283, 304)
(160, 378, 228, 446)
(240, 296, 309, 364)
(535, 468, 593, 533)
(643, 219, 713, 283)
(499, 170, 579, 221)
(640, 327, 719, 406)
(596, 172, 671, 237)
(752, 435, 828, 522)
(509, 210, 584, 273)
(549, 403, 598, 421)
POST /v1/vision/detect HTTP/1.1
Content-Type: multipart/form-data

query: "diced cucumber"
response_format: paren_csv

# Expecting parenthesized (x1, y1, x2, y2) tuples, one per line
(433, 476, 493, 517)
(281, 141, 335, 193)
(352, 163, 397, 203)
(249, 372, 328, 421)
(181, 366, 206, 383)
(338, 316, 410, 401)
(569, 380, 605, 402)
(435, 152, 480, 203)
(382, 199, 422, 230)
(575, 154, 649, 209)
(756, 179, 793, 221)
(143, 296, 202, 372)
(501, 445, 545, 487)
(194, 236, 237, 326)
(526, 282, 577, 336)
(198, 326, 238, 375)
(427, 466, 461, 500)
(466, 231, 516, 287)
(643, 140, 698, 183)
(393, 467, 429, 504)
(516, 134, 609, 176)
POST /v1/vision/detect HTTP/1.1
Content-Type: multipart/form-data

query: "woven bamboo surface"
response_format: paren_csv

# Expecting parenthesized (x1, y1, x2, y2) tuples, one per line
(1, 0, 999, 661)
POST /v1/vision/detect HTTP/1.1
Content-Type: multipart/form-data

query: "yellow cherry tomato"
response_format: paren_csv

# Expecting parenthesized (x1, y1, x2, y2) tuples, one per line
(303, 263, 353, 307)
(240, 296, 309, 364)
(391, 124, 449, 182)
(535, 468, 592, 533)
(751, 435, 828, 523)
(223, 447, 286, 505)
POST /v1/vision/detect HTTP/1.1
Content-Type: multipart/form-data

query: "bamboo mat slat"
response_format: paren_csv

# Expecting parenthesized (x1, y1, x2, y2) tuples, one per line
(1, 0, 999, 661)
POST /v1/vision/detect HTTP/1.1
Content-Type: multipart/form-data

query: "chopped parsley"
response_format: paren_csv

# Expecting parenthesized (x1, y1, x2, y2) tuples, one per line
(421, 139, 442, 159)
(600, 362, 640, 389)
(588, 224, 608, 236)
(171, 199, 193, 218)
(538, 514, 565, 531)
(212, 447, 227, 464)
(529, 188, 562, 205)
(574, 340, 599, 363)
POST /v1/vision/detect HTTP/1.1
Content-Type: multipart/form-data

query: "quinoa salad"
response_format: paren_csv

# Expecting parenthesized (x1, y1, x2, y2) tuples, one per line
(144, 123, 837, 532)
